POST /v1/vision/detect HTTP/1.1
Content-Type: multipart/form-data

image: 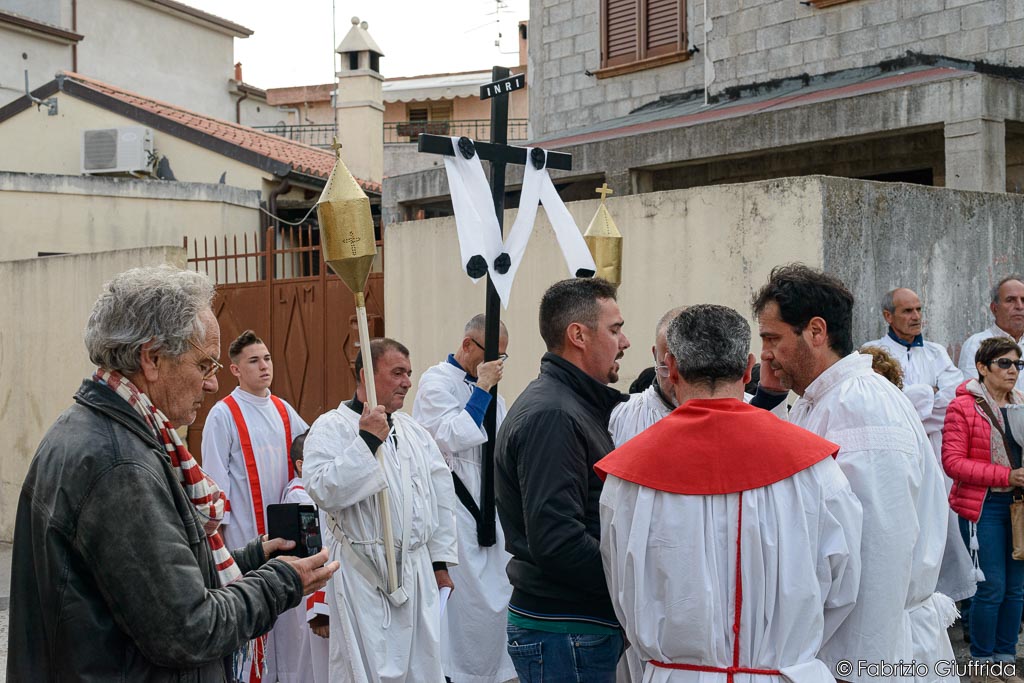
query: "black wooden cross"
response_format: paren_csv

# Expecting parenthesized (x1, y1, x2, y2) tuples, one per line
(417, 66, 572, 547)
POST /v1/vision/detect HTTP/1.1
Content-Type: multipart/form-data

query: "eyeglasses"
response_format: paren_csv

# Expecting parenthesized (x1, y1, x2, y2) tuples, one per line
(653, 351, 670, 378)
(989, 358, 1024, 371)
(187, 339, 224, 380)
(470, 338, 508, 362)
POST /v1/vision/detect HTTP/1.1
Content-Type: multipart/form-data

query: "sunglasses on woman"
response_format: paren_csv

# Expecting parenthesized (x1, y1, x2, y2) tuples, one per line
(988, 358, 1024, 371)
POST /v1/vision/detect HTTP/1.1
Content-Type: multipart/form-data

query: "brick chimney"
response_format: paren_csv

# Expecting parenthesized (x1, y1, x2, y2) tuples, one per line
(234, 62, 243, 83)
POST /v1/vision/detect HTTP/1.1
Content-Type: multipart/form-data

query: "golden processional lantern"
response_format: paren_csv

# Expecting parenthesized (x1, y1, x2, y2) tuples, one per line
(584, 183, 622, 285)
(317, 142, 399, 595)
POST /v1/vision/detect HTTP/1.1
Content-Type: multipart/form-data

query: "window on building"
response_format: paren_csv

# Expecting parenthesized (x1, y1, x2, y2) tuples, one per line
(599, 0, 687, 76)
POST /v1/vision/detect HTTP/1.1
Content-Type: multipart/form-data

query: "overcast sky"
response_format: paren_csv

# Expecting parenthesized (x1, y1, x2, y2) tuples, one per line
(186, 0, 529, 89)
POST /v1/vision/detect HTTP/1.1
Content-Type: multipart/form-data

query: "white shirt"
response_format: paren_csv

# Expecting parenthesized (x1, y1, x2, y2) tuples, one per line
(790, 354, 956, 683)
(202, 387, 308, 550)
(600, 457, 862, 683)
(276, 478, 330, 683)
(303, 403, 458, 683)
(412, 360, 516, 683)
(201, 387, 308, 683)
(958, 324, 1024, 392)
(610, 385, 787, 448)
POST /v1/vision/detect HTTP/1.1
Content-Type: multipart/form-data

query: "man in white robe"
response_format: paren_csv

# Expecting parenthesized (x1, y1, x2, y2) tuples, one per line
(304, 337, 459, 683)
(599, 304, 863, 683)
(202, 329, 309, 682)
(958, 276, 1024, 392)
(611, 307, 787, 450)
(865, 287, 974, 603)
(753, 265, 956, 683)
(609, 307, 684, 448)
(412, 315, 516, 683)
(276, 432, 331, 683)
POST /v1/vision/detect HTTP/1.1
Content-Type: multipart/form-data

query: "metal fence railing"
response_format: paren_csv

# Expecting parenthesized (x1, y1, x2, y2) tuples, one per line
(255, 120, 529, 148)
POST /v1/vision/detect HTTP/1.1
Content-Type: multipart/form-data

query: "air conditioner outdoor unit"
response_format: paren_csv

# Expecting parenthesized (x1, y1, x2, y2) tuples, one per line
(81, 126, 154, 174)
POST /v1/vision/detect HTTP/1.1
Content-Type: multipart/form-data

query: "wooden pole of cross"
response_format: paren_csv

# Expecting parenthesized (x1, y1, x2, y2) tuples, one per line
(416, 67, 572, 547)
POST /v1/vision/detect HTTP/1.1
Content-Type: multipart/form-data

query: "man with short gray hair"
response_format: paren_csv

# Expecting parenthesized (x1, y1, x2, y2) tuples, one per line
(7, 265, 337, 681)
(597, 304, 862, 682)
(959, 276, 1024, 392)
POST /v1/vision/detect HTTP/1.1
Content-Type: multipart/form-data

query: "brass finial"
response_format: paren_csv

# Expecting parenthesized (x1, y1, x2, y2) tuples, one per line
(317, 151, 376, 301)
(584, 183, 623, 285)
(330, 136, 343, 159)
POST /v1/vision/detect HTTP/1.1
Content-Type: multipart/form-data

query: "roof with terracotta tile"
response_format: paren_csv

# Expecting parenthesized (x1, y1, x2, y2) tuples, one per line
(38, 72, 379, 193)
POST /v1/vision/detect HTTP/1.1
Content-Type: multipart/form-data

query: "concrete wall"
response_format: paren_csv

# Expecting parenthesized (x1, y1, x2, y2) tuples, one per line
(0, 172, 261, 264)
(530, 0, 1024, 138)
(0, 245, 186, 542)
(0, 24, 72, 109)
(386, 175, 1024, 406)
(75, 0, 238, 121)
(385, 177, 825, 405)
(821, 177, 1024, 361)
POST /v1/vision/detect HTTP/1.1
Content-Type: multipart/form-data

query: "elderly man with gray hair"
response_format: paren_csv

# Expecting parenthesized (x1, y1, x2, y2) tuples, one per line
(597, 304, 862, 683)
(7, 265, 338, 682)
(959, 275, 1024, 393)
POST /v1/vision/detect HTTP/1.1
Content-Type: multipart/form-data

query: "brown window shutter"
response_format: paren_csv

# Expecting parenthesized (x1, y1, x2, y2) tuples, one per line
(645, 0, 682, 57)
(604, 0, 639, 67)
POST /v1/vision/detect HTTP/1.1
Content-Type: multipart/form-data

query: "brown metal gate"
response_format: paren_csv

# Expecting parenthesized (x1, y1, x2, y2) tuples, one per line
(183, 225, 384, 464)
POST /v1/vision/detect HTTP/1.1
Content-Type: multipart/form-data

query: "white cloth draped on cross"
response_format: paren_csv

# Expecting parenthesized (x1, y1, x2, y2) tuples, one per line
(443, 137, 596, 307)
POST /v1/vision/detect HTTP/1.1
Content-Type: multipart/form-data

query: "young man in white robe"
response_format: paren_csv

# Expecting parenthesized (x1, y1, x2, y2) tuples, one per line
(275, 433, 331, 683)
(865, 287, 974, 604)
(598, 304, 863, 683)
(202, 329, 309, 682)
(304, 337, 459, 683)
(412, 315, 516, 683)
(958, 276, 1024, 392)
(753, 265, 957, 683)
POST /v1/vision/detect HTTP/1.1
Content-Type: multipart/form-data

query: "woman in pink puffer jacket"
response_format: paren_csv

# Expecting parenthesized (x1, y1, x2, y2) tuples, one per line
(943, 336, 1024, 667)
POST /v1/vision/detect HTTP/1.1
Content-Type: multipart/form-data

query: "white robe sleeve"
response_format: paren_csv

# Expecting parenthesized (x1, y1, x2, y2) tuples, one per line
(200, 402, 236, 528)
(412, 373, 488, 456)
(302, 411, 388, 512)
(423, 429, 460, 566)
(930, 350, 963, 430)
(903, 384, 936, 425)
(815, 459, 863, 646)
(958, 335, 981, 380)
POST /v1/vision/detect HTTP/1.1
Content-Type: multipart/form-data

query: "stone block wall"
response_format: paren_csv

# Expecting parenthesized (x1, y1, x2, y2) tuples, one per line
(530, 0, 1024, 139)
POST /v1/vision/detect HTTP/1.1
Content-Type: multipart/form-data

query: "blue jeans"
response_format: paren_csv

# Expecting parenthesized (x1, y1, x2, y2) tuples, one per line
(960, 493, 1024, 659)
(506, 624, 623, 683)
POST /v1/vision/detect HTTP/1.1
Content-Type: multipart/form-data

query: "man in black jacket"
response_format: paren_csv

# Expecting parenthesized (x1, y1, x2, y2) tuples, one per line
(495, 277, 630, 683)
(7, 265, 338, 682)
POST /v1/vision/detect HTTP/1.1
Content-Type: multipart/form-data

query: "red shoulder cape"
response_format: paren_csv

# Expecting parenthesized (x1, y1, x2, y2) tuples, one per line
(594, 398, 838, 495)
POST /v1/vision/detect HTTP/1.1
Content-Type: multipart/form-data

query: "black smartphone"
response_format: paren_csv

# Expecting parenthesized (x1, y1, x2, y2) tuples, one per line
(266, 503, 323, 559)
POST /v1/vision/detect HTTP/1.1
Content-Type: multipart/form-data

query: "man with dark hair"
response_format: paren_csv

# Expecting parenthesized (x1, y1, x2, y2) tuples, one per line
(304, 337, 459, 683)
(496, 277, 630, 683)
(597, 304, 862, 683)
(753, 264, 956, 683)
(959, 276, 1024, 391)
(412, 315, 516, 683)
(203, 329, 310, 682)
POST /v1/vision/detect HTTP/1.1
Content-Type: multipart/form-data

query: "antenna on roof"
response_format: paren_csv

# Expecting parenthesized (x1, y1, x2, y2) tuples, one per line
(24, 70, 58, 116)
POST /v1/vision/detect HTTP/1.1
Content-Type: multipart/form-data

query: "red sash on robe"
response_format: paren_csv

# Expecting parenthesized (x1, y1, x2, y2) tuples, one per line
(595, 398, 839, 681)
(594, 397, 838, 494)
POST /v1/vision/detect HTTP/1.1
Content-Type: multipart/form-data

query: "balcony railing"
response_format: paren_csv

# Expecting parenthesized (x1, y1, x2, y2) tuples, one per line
(255, 120, 529, 148)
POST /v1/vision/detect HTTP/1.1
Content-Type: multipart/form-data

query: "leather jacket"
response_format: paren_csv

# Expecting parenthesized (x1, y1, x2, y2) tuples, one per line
(7, 379, 303, 681)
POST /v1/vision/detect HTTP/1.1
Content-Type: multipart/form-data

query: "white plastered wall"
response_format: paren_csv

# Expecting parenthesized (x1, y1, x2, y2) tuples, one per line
(385, 177, 826, 406)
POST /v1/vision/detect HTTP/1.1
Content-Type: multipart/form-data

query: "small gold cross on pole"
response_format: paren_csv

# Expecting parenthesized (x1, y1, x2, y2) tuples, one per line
(595, 183, 614, 203)
(330, 136, 343, 159)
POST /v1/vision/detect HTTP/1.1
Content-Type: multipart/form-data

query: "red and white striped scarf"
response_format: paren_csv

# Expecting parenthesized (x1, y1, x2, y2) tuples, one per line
(94, 368, 243, 587)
